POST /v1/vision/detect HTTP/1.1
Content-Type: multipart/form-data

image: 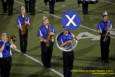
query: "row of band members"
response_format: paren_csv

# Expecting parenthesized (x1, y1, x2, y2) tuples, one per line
(1, 0, 56, 15)
(1, 0, 97, 15)
(0, 6, 112, 77)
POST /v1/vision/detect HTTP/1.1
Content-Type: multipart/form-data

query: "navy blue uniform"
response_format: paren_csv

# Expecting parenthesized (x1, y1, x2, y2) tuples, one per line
(58, 32, 74, 77)
(37, 24, 55, 68)
(0, 41, 12, 77)
(97, 20, 112, 63)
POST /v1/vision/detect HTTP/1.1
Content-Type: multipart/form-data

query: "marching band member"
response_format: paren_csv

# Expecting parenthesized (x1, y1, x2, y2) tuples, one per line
(44, 0, 49, 6)
(1, 0, 14, 15)
(49, 0, 56, 14)
(43, 0, 56, 14)
(0, 33, 16, 77)
(58, 28, 79, 77)
(78, 0, 89, 14)
(78, 0, 98, 15)
(37, 16, 55, 68)
(16, 6, 30, 53)
(82, 0, 89, 14)
(24, 0, 36, 15)
(97, 11, 112, 63)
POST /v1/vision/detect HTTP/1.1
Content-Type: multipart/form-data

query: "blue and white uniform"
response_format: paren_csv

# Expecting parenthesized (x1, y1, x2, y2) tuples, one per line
(0, 41, 12, 58)
(16, 15, 30, 28)
(37, 24, 55, 41)
(96, 20, 112, 63)
(0, 40, 12, 77)
(37, 24, 55, 68)
(57, 32, 74, 77)
(97, 20, 112, 33)
(16, 15, 30, 53)
(58, 33, 73, 51)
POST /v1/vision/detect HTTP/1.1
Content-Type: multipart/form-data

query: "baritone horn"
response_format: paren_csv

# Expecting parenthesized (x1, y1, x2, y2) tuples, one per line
(55, 32, 78, 52)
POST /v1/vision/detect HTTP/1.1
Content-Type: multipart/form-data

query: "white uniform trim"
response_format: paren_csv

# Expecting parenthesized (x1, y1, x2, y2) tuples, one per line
(0, 52, 3, 58)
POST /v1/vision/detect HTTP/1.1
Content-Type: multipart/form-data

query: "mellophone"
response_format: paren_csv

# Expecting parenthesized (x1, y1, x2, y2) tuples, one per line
(55, 32, 78, 52)
(78, 0, 98, 4)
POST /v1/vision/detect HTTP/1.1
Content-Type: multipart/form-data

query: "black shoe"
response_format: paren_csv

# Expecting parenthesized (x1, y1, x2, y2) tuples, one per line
(30, 13, 35, 15)
(101, 60, 109, 64)
(21, 50, 26, 54)
(104, 60, 109, 63)
(44, 65, 51, 68)
(8, 13, 13, 16)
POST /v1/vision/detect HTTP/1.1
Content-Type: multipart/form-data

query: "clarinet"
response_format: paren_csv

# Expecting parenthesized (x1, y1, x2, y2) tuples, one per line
(103, 31, 109, 42)
(103, 21, 110, 42)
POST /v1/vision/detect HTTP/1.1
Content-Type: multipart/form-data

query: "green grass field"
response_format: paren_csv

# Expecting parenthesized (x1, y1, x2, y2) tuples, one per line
(0, 0, 115, 77)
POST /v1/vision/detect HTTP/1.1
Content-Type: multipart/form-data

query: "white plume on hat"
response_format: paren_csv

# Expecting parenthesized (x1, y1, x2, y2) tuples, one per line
(103, 10, 108, 16)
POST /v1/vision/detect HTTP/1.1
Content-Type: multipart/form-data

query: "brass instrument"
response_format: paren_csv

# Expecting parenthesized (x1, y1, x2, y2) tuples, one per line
(46, 31, 51, 47)
(56, 32, 78, 52)
(21, 17, 28, 35)
(46, 25, 54, 47)
(7, 35, 16, 43)
(0, 33, 16, 43)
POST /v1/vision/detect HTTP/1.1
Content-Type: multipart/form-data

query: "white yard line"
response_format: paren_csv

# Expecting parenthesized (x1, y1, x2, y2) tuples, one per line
(14, 48, 64, 77)
(14, 1, 64, 77)
(13, 0, 115, 76)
